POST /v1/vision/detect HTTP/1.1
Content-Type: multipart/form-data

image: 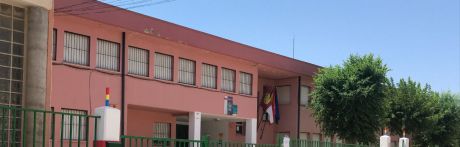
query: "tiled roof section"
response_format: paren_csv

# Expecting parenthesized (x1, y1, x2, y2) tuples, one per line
(54, 0, 321, 76)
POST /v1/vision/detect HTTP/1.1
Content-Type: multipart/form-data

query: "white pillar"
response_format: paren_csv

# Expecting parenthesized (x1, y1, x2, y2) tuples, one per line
(189, 112, 202, 140)
(379, 135, 391, 147)
(399, 137, 409, 147)
(245, 118, 257, 143)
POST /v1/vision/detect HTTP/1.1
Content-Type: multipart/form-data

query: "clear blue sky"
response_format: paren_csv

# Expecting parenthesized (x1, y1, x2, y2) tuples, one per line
(106, 0, 460, 93)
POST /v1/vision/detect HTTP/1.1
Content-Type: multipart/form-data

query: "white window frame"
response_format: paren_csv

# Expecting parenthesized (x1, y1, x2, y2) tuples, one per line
(276, 86, 291, 105)
(300, 85, 310, 106)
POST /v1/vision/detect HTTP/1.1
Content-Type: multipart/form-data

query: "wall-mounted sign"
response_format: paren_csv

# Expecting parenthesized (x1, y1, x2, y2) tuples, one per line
(224, 96, 236, 115)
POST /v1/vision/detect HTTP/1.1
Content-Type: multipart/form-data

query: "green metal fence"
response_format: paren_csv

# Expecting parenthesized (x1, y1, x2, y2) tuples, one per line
(290, 139, 374, 147)
(121, 135, 279, 147)
(0, 105, 100, 147)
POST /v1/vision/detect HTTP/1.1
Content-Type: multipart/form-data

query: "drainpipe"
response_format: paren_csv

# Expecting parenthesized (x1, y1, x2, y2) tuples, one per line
(297, 76, 301, 139)
(121, 32, 126, 143)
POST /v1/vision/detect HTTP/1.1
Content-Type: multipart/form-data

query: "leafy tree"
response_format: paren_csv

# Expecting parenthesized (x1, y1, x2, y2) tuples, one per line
(423, 92, 460, 146)
(385, 78, 437, 146)
(310, 54, 389, 144)
(387, 79, 460, 146)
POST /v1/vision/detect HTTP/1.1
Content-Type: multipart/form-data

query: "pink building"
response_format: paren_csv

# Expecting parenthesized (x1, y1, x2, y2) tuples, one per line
(0, 0, 342, 145)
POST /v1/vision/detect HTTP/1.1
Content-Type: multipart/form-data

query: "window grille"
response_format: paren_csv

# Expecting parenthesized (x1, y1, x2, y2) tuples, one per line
(153, 122, 170, 138)
(201, 64, 217, 89)
(179, 58, 195, 85)
(128, 46, 149, 76)
(154, 53, 173, 81)
(61, 109, 87, 140)
(221, 68, 235, 92)
(63, 32, 89, 66)
(96, 39, 119, 71)
(239, 72, 252, 95)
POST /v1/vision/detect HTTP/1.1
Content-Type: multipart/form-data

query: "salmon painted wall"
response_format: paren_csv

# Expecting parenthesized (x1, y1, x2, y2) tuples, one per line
(127, 108, 177, 138)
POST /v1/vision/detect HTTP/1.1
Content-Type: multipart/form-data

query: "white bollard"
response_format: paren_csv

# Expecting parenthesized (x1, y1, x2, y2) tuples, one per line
(95, 106, 121, 141)
(399, 137, 409, 147)
(380, 135, 391, 147)
(282, 135, 290, 147)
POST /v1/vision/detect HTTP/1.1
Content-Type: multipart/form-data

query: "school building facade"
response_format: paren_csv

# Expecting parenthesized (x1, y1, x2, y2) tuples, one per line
(0, 0, 345, 145)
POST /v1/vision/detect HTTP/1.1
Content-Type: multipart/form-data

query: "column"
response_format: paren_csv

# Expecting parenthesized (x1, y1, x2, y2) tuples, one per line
(25, 6, 48, 146)
(189, 112, 201, 140)
(245, 118, 257, 144)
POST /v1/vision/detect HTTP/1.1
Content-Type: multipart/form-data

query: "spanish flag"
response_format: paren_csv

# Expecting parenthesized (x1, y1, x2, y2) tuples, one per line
(261, 86, 280, 124)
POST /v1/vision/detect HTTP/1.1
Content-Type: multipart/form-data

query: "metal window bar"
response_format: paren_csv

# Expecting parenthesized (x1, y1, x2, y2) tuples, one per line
(201, 64, 217, 89)
(96, 39, 119, 71)
(63, 32, 89, 66)
(239, 72, 252, 95)
(221, 68, 235, 92)
(154, 53, 173, 81)
(179, 58, 195, 85)
(128, 46, 149, 76)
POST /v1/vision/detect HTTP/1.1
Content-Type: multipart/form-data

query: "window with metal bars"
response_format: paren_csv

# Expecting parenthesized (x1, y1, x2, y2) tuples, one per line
(201, 64, 217, 89)
(52, 29, 56, 61)
(153, 122, 170, 138)
(239, 72, 252, 95)
(179, 58, 195, 85)
(128, 46, 149, 76)
(0, 3, 24, 146)
(221, 68, 235, 92)
(96, 39, 119, 71)
(154, 53, 173, 81)
(63, 32, 89, 66)
(61, 109, 87, 140)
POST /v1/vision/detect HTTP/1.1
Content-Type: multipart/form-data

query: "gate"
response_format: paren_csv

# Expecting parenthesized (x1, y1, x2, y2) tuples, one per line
(0, 105, 100, 147)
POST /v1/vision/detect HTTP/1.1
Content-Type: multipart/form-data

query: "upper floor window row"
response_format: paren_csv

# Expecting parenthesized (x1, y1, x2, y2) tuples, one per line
(59, 31, 253, 95)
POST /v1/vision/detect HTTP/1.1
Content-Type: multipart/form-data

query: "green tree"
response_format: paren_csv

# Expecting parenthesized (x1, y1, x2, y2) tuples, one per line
(387, 79, 460, 146)
(310, 54, 389, 144)
(386, 78, 437, 146)
(423, 92, 460, 146)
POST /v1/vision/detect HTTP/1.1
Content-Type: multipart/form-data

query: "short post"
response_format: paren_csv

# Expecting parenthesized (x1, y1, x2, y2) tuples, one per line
(380, 128, 391, 147)
(282, 135, 290, 147)
(399, 131, 409, 147)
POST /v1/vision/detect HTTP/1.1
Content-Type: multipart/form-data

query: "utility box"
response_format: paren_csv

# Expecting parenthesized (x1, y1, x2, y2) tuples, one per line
(95, 106, 121, 141)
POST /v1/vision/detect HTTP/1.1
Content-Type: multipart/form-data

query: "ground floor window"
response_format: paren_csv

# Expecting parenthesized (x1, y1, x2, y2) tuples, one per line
(61, 109, 88, 140)
(153, 122, 171, 138)
(235, 122, 245, 135)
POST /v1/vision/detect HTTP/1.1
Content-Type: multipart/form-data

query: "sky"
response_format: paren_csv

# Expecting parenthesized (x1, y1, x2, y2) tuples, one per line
(106, 0, 460, 93)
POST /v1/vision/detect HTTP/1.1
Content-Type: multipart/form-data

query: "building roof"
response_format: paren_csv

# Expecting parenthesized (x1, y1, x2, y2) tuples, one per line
(54, 0, 321, 77)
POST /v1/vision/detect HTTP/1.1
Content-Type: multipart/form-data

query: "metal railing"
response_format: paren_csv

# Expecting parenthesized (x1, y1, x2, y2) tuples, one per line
(290, 139, 375, 147)
(0, 105, 100, 147)
(121, 136, 280, 147)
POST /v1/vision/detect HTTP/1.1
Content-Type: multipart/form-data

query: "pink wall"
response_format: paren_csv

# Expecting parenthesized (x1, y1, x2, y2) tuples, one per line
(127, 108, 177, 138)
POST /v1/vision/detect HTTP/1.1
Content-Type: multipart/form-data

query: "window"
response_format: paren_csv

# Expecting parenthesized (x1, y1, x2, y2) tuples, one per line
(52, 29, 57, 60)
(235, 122, 245, 135)
(221, 68, 235, 92)
(153, 122, 170, 138)
(63, 32, 90, 66)
(300, 86, 309, 106)
(201, 64, 217, 89)
(324, 135, 332, 142)
(179, 58, 195, 85)
(154, 53, 173, 81)
(299, 133, 309, 140)
(311, 133, 320, 141)
(276, 86, 291, 104)
(96, 39, 119, 71)
(61, 109, 87, 140)
(128, 46, 149, 76)
(239, 72, 252, 95)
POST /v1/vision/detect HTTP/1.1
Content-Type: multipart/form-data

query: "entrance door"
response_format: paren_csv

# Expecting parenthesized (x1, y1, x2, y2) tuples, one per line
(176, 124, 189, 139)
